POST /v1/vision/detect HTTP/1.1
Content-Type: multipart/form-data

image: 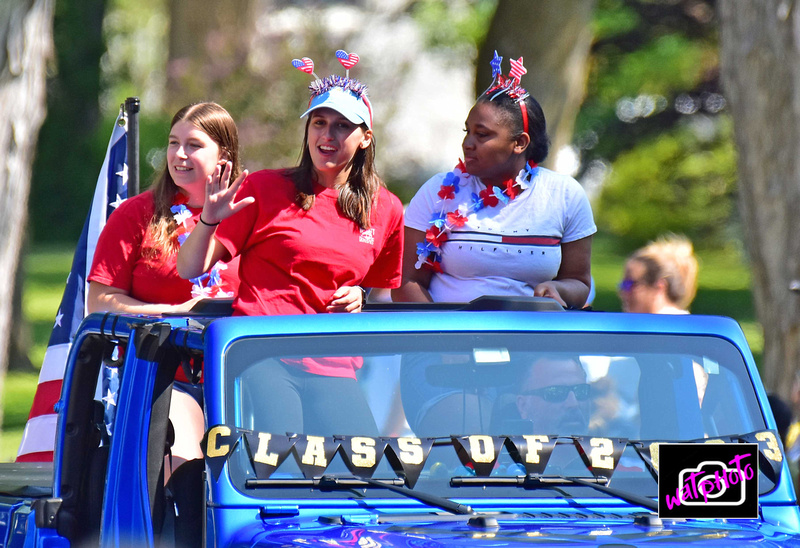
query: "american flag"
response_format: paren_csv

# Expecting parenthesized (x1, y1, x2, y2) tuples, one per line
(508, 57, 527, 83)
(16, 110, 128, 462)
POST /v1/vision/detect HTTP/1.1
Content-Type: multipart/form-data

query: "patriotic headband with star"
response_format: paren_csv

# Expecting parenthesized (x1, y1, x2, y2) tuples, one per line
(292, 50, 373, 129)
(482, 51, 530, 133)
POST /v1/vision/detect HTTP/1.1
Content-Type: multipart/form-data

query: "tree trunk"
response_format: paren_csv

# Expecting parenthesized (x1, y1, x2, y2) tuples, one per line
(8, 243, 34, 373)
(0, 0, 55, 427)
(165, 0, 254, 111)
(477, 0, 597, 169)
(30, 0, 107, 243)
(718, 1, 800, 398)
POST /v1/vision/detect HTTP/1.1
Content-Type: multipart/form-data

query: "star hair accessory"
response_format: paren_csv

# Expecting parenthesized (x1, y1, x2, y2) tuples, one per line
(483, 50, 529, 101)
(293, 50, 373, 129)
(482, 50, 530, 133)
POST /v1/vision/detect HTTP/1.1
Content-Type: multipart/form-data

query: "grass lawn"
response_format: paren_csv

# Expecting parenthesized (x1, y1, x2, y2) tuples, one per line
(0, 236, 763, 462)
(1, 245, 74, 461)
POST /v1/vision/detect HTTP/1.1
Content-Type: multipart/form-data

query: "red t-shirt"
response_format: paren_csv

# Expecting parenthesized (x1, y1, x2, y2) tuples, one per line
(214, 169, 404, 317)
(89, 190, 240, 305)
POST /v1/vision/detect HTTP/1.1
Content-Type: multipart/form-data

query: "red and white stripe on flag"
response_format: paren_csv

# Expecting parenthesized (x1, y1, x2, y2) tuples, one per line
(16, 110, 128, 462)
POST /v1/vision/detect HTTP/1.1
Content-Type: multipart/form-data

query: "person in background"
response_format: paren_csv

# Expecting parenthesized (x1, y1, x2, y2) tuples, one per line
(177, 51, 403, 434)
(618, 234, 707, 413)
(392, 51, 595, 309)
(618, 233, 699, 314)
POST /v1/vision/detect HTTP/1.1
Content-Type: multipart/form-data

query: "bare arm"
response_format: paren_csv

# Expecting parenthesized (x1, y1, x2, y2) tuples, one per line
(391, 226, 434, 303)
(367, 288, 392, 303)
(176, 161, 253, 279)
(176, 222, 230, 279)
(533, 235, 593, 308)
(87, 281, 203, 315)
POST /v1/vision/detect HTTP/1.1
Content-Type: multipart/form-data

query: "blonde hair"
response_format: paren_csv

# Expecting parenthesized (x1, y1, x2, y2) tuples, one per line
(629, 233, 699, 310)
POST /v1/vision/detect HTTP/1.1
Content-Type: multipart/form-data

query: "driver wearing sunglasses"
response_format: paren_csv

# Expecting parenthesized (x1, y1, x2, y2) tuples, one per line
(516, 356, 591, 435)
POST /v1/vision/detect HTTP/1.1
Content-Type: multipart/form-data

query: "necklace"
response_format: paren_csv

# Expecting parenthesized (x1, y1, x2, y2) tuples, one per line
(415, 159, 538, 272)
(170, 195, 234, 299)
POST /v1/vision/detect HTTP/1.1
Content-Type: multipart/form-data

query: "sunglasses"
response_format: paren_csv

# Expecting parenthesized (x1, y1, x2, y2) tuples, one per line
(618, 278, 643, 292)
(520, 383, 591, 403)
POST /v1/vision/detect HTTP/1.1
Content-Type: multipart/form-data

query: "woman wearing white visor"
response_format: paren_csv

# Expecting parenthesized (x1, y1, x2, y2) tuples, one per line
(178, 50, 403, 318)
(177, 53, 403, 435)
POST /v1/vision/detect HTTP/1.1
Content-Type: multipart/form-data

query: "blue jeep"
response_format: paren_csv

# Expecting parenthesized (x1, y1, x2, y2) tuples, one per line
(0, 297, 798, 546)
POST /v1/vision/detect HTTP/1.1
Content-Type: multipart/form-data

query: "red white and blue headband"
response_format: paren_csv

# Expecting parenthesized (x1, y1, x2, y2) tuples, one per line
(293, 50, 373, 129)
(482, 51, 530, 134)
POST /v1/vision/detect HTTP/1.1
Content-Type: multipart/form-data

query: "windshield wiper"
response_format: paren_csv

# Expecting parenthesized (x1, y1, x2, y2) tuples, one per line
(246, 475, 474, 515)
(451, 474, 658, 512)
(360, 477, 474, 515)
(245, 476, 405, 488)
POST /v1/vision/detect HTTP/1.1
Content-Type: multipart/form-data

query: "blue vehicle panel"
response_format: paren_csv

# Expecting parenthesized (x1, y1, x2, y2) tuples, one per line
(0, 300, 797, 546)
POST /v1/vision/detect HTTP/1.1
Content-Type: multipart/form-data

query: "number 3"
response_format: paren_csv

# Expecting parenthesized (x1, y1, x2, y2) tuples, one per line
(756, 431, 783, 462)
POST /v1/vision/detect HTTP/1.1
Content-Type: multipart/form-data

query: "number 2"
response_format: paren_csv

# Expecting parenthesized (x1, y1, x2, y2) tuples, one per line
(590, 437, 614, 469)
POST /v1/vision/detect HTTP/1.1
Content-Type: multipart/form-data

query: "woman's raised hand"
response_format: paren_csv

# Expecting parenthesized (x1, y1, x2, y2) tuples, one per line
(201, 161, 254, 225)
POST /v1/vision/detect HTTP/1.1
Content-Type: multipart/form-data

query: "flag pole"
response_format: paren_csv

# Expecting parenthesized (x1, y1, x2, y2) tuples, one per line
(124, 97, 140, 196)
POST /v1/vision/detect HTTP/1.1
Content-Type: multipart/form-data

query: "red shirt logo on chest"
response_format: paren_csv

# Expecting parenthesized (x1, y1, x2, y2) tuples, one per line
(359, 228, 375, 245)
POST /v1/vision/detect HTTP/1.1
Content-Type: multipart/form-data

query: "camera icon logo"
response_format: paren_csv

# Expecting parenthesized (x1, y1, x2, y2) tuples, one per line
(678, 460, 746, 506)
(659, 443, 759, 519)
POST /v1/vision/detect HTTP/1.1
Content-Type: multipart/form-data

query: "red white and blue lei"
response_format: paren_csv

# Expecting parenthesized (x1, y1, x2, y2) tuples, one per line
(170, 197, 234, 299)
(416, 159, 539, 273)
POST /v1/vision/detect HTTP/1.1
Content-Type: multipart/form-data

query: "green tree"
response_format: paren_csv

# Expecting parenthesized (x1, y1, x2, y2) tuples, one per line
(718, 1, 800, 398)
(597, 118, 736, 248)
(29, 0, 108, 244)
(0, 0, 55, 428)
(477, 0, 596, 165)
(578, 0, 733, 249)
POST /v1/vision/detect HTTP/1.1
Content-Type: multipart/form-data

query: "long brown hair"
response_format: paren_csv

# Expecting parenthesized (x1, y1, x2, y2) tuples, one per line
(148, 102, 240, 255)
(286, 119, 382, 231)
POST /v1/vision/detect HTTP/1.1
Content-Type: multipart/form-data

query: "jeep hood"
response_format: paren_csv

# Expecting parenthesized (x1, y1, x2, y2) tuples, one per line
(226, 514, 800, 547)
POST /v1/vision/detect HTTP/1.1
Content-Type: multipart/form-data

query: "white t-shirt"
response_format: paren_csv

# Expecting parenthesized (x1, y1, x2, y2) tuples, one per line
(404, 165, 596, 302)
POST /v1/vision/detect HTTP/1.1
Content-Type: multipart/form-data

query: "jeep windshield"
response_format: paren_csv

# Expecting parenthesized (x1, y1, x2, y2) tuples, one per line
(215, 329, 773, 503)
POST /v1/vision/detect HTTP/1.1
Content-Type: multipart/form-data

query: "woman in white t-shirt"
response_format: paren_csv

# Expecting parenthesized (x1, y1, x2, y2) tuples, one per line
(391, 53, 597, 437)
(392, 53, 596, 309)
